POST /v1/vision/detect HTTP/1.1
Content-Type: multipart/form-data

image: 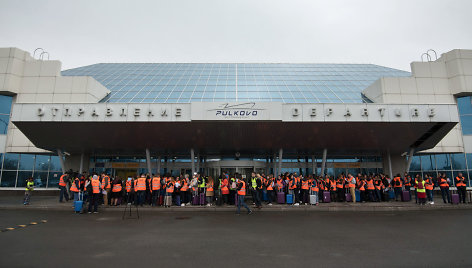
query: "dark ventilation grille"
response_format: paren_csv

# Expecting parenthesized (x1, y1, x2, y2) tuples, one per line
(410, 122, 447, 148)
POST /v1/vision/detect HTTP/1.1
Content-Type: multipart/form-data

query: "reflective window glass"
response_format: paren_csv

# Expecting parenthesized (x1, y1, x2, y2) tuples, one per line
(436, 154, 451, 170)
(0, 170, 17, 187)
(35, 155, 50, 171)
(19, 154, 35, 170)
(410, 156, 421, 171)
(47, 171, 61, 188)
(33, 171, 48, 188)
(3, 153, 19, 170)
(451, 154, 466, 170)
(17, 171, 33, 188)
(50, 156, 62, 171)
(419, 155, 434, 171)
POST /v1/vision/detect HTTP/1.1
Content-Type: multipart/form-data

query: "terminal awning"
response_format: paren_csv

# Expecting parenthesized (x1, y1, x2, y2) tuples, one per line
(11, 103, 459, 155)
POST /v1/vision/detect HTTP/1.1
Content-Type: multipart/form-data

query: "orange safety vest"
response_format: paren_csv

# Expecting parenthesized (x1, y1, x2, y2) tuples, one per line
(336, 179, 343, 189)
(374, 180, 384, 190)
(126, 180, 132, 192)
(456, 177, 466, 187)
(266, 178, 274, 191)
(425, 179, 434, 190)
(329, 180, 336, 191)
(310, 180, 319, 192)
(301, 180, 309, 190)
(207, 181, 214, 192)
(347, 177, 355, 188)
(288, 179, 296, 190)
(358, 180, 365, 191)
(166, 182, 174, 193)
(404, 176, 411, 186)
(439, 178, 449, 188)
(393, 177, 402, 188)
(276, 179, 284, 190)
(59, 175, 67, 187)
(237, 181, 246, 196)
(366, 180, 375, 190)
(152, 177, 161, 191)
(135, 177, 146, 191)
(91, 179, 100, 194)
(112, 183, 122, 192)
(221, 178, 229, 194)
(181, 179, 189, 191)
(70, 178, 79, 192)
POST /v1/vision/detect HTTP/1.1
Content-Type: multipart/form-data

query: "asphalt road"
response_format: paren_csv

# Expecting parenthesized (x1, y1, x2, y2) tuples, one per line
(0, 209, 471, 268)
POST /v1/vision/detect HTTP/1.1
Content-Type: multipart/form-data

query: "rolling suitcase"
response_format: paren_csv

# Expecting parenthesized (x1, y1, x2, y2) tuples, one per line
(277, 191, 285, 204)
(323, 191, 331, 203)
(199, 193, 206, 206)
(388, 190, 395, 200)
(286, 194, 294, 204)
(74, 193, 83, 213)
(175, 195, 181, 206)
(165, 195, 172, 207)
(451, 194, 460, 204)
(159, 195, 164, 206)
(355, 190, 361, 202)
(192, 194, 199, 205)
(401, 191, 411, 202)
(345, 193, 352, 202)
(309, 192, 317, 205)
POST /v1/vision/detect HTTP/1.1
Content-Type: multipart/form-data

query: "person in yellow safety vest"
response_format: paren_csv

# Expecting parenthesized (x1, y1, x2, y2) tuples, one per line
(135, 174, 147, 206)
(88, 175, 102, 213)
(455, 172, 467, 204)
(198, 174, 206, 194)
(58, 173, 70, 203)
(24, 177, 34, 205)
(151, 174, 161, 207)
(70, 176, 81, 202)
(236, 177, 252, 215)
(415, 176, 427, 205)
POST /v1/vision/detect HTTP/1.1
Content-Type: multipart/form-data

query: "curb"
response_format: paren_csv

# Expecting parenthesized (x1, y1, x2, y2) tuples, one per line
(1, 204, 472, 212)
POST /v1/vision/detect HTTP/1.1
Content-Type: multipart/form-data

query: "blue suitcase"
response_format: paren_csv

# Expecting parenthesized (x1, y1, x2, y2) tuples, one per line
(355, 190, 361, 202)
(175, 195, 181, 206)
(388, 190, 395, 200)
(74, 193, 83, 213)
(286, 194, 294, 204)
(262, 191, 268, 201)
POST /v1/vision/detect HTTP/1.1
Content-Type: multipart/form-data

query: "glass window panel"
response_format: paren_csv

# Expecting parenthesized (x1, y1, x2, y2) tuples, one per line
(3, 153, 19, 170)
(19, 154, 35, 170)
(0, 114, 9, 134)
(0, 95, 13, 114)
(451, 154, 466, 170)
(49, 156, 62, 172)
(1, 170, 17, 187)
(35, 155, 50, 171)
(47, 171, 62, 188)
(16, 171, 33, 188)
(436, 154, 451, 170)
(419, 155, 434, 171)
(33, 171, 48, 188)
(410, 156, 422, 171)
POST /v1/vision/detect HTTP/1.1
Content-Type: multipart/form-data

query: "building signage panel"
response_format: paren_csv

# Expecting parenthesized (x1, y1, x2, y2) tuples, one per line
(10, 103, 457, 123)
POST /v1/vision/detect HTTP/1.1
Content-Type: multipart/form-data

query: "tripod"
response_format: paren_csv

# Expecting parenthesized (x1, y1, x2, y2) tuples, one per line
(122, 201, 139, 220)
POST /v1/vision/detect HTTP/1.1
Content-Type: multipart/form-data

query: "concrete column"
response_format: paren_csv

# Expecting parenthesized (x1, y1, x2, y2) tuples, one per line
(191, 148, 195, 175)
(266, 157, 270, 175)
(312, 155, 316, 175)
(79, 153, 84, 174)
(405, 148, 415, 173)
(157, 156, 161, 174)
(196, 153, 200, 173)
(382, 151, 406, 179)
(278, 148, 283, 176)
(145, 148, 152, 176)
(56, 149, 66, 174)
(387, 151, 393, 179)
(320, 148, 327, 176)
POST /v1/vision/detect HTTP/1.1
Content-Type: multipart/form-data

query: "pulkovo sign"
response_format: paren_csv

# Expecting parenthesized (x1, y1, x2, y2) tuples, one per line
(12, 102, 455, 123)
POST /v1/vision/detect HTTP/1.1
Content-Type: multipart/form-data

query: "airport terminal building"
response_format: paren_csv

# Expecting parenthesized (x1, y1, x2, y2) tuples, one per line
(1, 47, 472, 189)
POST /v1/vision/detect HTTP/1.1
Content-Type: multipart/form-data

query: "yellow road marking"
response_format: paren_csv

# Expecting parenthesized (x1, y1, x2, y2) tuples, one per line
(29, 222, 37, 225)
(6, 228, 15, 231)
(18, 225, 27, 228)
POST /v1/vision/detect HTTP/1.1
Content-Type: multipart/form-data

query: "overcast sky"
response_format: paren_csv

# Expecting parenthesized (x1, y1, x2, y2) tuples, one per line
(1, 0, 471, 71)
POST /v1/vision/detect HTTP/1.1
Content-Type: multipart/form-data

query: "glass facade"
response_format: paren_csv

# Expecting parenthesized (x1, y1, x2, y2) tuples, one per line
(0, 153, 63, 188)
(409, 153, 470, 186)
(61, 63, 410, 104)
(457, 96, 472, 135)
(0, 95, 13, 134)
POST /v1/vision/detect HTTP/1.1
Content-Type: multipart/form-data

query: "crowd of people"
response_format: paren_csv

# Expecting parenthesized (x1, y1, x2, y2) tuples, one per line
(53, 170, 470, 213)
